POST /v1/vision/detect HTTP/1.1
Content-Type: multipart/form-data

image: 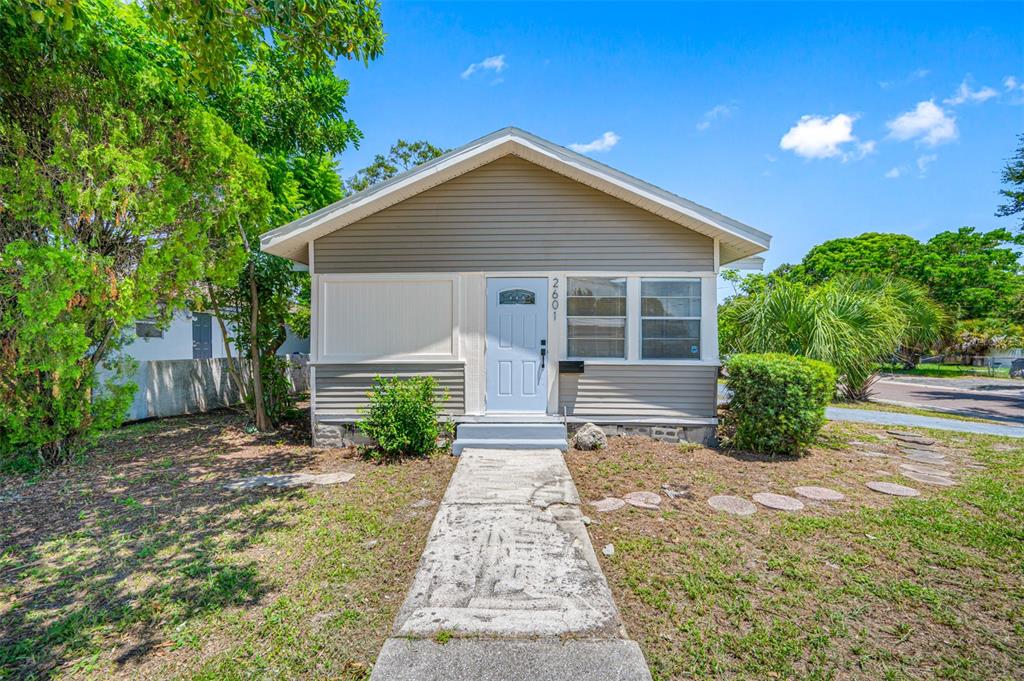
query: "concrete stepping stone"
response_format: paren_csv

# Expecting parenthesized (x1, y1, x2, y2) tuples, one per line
(899, 463, 952, 477)
(707, 495, 756, 516)
(904, 452, 948, 465)
(866, 481, 921, 497)
(901, 470, 957, 487)
(888, 432, 936, 446)
(900, 446, 940, 455)
(857, 450, 892, 458)
(623, 491, 662, 510)
(793, 486, 845, 501)
(590, 497, 625, 513)
(225, 470, 354, 490)
(752, 492, 804, 511)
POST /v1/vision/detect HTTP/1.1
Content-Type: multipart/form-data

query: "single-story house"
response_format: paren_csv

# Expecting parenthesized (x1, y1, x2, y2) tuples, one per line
(260, 127, 771, 450)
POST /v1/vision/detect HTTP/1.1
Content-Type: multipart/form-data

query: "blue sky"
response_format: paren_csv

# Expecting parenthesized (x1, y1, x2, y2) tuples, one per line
(334, 1, 1024, 273)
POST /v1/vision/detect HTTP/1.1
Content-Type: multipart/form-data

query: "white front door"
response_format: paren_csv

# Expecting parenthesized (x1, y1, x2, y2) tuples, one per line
(485, 277, 548, 413)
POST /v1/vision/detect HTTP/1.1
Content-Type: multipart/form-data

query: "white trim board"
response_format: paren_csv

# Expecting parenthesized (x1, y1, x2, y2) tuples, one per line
(261, 127, 771, 266)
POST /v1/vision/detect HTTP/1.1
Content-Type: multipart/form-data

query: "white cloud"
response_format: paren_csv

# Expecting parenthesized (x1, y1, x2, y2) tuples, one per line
(886, 100, 957, 146)
(880, 68, 929, 90)
(778, 113, 874, 161)
(568, 131, 620, 154)
(853, 140, 877, 160)
(696, 104, 735, 131)
(461, 54, 507, 80)
(916, 153, 938, 176)
(944, 79, 998, 105)
(1004, 76, 1024, 105)
(884, 167, 904, 179)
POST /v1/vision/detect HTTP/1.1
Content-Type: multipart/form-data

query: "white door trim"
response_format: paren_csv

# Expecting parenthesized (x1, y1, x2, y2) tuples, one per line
(485, 276, 550, 414)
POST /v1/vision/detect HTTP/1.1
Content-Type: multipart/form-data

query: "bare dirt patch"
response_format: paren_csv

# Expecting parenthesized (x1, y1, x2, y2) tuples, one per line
(566, 424, 1024, 680)
(0, 409, 455, 680)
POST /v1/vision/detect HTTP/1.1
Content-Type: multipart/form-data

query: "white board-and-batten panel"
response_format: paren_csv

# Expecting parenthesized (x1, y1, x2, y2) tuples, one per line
(317, 277, 456, 362)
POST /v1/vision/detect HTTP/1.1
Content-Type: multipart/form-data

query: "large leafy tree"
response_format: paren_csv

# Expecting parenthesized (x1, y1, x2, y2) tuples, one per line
(794, 233, 922, 283)
(345, 139, 448, 193)
(789, 228, 1023, 322)
(204, 46, 373, 430)
(916, 227, 1023, 320)
(997, 133, 1024, 231)
(0, 0, 383, 461)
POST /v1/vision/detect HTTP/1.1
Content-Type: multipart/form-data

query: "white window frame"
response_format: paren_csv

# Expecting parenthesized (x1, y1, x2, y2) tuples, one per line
(560, 271, 719, 366)
(639, 277, 702, 361)
(564, 276, 628, 361)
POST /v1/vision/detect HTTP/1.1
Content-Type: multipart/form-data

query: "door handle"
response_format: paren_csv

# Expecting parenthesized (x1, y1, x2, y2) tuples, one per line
(540, 340, 546, 369)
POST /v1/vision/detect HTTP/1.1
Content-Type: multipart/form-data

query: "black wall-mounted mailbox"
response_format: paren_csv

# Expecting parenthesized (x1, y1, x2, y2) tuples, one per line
(559, 360, 584, 374)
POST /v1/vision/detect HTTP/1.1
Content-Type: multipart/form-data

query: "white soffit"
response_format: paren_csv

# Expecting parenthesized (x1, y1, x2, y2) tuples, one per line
(260, 127, 772, 265)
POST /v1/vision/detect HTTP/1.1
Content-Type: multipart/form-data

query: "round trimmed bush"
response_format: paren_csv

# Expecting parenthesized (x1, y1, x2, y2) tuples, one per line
(357, 375, 450, 459)
(724, 353, 837, 455)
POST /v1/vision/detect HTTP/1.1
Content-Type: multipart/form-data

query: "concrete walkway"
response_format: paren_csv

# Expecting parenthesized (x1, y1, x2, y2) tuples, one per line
(370, 448, 651, 681)
(826, 406, 1024, 438)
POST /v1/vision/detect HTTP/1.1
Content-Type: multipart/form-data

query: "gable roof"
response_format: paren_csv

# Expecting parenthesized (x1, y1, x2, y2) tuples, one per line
(260, 127, 771, 265)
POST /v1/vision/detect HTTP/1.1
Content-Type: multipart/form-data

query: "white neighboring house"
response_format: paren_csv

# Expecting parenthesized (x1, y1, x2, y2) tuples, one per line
(122, 310, 310, 362)
(123, 311, 234, 361)
(112, 310, 310, 422)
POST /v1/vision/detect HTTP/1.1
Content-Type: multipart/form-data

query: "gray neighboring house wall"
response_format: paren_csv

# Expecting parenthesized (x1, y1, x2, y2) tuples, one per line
(260, 127, 771, 446)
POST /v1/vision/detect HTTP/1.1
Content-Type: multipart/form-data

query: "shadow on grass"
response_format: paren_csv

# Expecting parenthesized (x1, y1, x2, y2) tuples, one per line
(0, 410, 321, 678)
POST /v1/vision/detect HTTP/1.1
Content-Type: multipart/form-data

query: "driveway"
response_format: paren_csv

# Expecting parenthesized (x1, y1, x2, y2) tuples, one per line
(370, 448, 652, 680)
(871, 377, 1023, 424)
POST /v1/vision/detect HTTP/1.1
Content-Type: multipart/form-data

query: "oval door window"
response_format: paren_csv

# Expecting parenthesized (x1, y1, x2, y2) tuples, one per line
(499, 289, 536, 305)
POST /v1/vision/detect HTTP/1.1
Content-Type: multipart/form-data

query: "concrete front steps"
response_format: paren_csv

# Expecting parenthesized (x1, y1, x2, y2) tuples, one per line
(451, 422, 568, 456)
(373, 638, 651, 681)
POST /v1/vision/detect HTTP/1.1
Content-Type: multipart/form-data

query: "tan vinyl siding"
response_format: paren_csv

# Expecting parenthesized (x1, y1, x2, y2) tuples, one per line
(314, 156, 714, 273)
(558, 364, 718, 419)
(315, 363, 465, 419)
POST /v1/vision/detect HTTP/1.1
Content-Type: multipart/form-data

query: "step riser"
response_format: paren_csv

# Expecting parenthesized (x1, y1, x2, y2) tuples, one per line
(452, 423, 568, 456)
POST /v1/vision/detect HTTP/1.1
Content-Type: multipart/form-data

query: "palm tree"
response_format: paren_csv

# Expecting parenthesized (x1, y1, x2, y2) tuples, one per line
(721, 275, 946, 399)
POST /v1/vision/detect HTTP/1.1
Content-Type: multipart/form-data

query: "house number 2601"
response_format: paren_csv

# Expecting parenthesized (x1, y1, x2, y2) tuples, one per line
(551, 277, 559, 320)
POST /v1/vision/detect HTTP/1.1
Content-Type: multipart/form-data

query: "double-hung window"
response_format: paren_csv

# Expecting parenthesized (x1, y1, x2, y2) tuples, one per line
(566, 277, 627, 358)
(640, 279, 701, 359)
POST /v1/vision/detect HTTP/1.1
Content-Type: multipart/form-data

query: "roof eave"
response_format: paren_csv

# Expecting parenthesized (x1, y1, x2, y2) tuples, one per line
(260, 127, 772, 264)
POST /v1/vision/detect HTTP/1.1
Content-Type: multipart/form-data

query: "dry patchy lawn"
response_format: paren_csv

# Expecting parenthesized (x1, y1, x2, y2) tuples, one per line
(0, 410, 455, 680)
(567, 423, 1024, 680)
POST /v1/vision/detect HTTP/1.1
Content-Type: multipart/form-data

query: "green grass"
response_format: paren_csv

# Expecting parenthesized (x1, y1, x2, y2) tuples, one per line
(878, 363, 1013, 379)
(571, 429, 1024, 680)
(0, 413, 455, 680)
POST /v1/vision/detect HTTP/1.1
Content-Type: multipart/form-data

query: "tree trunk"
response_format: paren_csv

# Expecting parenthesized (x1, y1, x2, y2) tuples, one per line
(238, 224, 271, 431)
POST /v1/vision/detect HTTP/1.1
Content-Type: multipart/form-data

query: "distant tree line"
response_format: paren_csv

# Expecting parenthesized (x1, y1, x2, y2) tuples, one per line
(721, 135, 1024, 397)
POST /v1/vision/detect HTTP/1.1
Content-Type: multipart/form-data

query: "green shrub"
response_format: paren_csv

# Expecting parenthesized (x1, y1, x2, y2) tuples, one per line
(357, 375, 450, 459)
(723, 353, 836, 455)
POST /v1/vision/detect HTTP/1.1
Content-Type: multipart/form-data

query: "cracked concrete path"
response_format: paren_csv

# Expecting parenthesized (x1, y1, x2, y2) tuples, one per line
(370, 448, 652, 681)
